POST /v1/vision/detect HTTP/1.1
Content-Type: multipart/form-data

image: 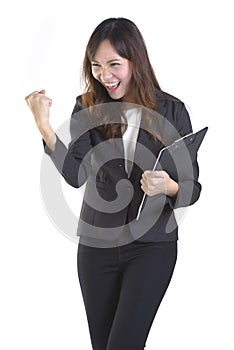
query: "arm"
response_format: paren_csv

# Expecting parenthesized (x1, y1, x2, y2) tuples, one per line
(43, 97, 93, 188)
(25, 91, 92, 188)
(140, 103, 201, 208)
(171, 103, 201, 208)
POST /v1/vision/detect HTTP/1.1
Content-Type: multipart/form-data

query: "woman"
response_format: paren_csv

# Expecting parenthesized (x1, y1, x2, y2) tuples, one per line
(25, 18, 201, 350)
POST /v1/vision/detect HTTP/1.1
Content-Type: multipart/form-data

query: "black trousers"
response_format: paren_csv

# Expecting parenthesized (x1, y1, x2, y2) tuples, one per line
(77, 239, 177, 350)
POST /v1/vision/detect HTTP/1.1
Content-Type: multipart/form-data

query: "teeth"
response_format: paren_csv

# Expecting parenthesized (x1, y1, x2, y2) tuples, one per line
(105, 82, 119, 88)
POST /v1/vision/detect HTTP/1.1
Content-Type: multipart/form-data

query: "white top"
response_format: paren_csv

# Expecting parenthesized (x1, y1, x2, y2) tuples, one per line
(121, 108, 142, 177)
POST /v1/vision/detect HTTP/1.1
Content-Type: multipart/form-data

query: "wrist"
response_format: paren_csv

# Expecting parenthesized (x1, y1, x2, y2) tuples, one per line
(166, 178, 179, 197)
(37, 120, 51, 133)
(38, 123, 56, 152)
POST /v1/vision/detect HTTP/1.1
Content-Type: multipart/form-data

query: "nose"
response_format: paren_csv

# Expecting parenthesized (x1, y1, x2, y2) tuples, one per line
(100, 67, 113, 81)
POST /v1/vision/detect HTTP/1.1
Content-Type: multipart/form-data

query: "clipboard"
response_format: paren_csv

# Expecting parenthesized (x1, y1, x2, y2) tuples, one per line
(136, 126, 208, 220)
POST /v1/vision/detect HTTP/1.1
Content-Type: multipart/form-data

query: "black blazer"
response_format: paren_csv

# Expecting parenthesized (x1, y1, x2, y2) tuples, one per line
(44, 89, 201, 246)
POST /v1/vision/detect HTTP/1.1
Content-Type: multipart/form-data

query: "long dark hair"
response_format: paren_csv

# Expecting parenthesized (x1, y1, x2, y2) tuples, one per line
(81, 18, 161, 141)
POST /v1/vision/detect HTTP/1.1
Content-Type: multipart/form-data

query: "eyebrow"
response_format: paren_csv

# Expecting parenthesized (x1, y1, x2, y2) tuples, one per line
(91, 58, 122, 63)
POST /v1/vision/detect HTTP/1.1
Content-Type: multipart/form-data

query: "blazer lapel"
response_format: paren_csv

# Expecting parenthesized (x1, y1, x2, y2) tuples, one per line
(111, 95, 168, 180)
(128, 98, 168, 181)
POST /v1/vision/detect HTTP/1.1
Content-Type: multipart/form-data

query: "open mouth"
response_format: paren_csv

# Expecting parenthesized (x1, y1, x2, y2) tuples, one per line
(104, 81, 120, 91)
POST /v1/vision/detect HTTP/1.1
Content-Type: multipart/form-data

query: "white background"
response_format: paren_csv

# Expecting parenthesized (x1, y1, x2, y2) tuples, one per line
(1, 0, 233, 349)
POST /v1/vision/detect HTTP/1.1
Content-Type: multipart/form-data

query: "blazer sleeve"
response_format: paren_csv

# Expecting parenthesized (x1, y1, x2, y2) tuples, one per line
(43, 96, 92, 188)
(168, 103, 202, 209)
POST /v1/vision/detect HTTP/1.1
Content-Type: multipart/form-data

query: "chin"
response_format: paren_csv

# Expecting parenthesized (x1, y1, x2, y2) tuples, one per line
(109, 94, 124, 100)
(109, 90, 125, 100)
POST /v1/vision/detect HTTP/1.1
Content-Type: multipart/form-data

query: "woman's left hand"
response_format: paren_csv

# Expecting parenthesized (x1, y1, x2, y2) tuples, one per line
(140, 170, 179, 198)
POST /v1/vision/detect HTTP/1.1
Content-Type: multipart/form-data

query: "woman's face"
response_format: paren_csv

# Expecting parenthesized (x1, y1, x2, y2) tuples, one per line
(91, 39, 133, 100)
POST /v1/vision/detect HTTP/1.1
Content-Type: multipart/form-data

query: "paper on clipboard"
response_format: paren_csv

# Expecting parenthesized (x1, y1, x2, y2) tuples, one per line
(136, 127, 208, 220)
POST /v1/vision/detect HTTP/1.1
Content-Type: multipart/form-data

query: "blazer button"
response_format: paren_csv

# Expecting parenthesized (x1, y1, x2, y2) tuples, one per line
(117, 164, 123, 167)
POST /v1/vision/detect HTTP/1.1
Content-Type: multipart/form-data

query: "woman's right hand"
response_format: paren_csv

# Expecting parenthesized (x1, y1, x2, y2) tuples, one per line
(25, 90, 56, 151)
(25, 90, 52, 129)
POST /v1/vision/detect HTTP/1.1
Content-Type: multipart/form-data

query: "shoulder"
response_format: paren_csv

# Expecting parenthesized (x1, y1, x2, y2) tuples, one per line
(74, 93, 88, 109)
(156, 88, 189, 118)
(156, 88, 192, 136)
(71, 92, 92, 116)
(156, 88, 185, 110)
